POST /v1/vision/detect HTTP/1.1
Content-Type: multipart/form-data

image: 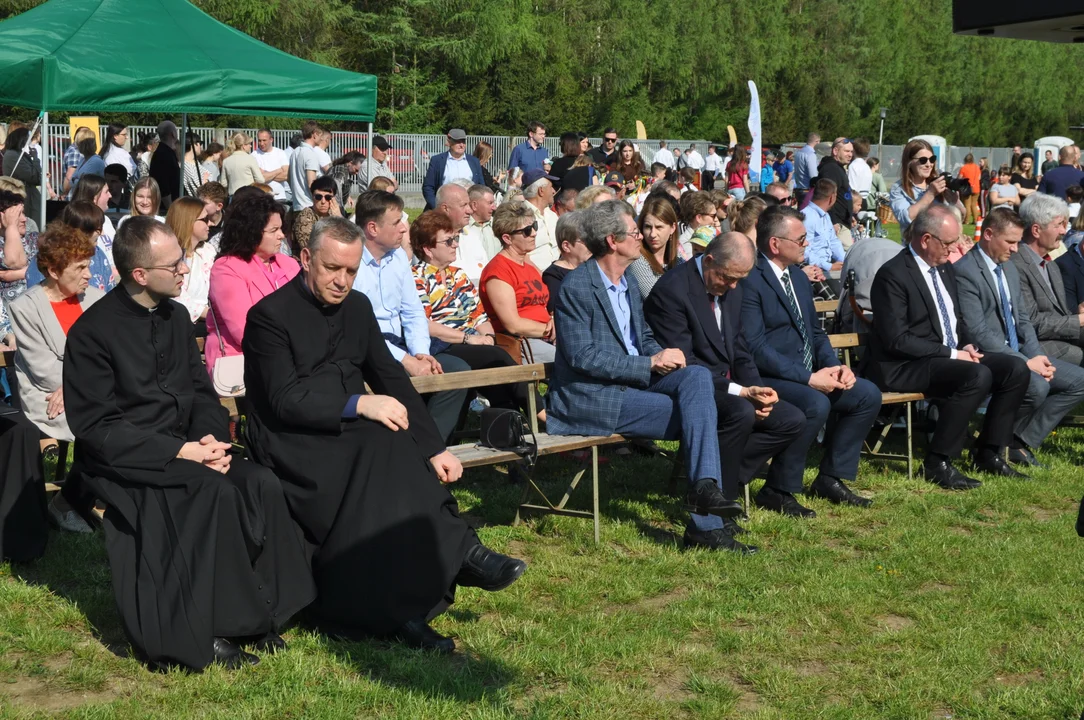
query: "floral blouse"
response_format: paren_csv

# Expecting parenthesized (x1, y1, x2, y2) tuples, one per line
(413, 262, 488, 332)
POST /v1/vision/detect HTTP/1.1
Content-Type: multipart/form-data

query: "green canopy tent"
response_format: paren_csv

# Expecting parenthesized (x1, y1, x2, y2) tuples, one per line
(0, 0, 378, 224)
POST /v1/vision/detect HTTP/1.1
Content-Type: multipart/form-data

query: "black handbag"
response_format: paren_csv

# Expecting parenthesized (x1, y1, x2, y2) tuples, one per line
(480, 408, 537, 461)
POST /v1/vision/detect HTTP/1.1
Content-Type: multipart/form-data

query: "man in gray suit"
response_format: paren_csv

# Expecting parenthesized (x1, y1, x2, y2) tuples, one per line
(957, 207, 1084, 468)
(1011, 192, 1084, 366)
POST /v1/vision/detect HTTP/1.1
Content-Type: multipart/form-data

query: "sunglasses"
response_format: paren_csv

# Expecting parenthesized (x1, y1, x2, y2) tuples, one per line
(914, 156, 935, 166)
(440, 237, 460, 247)
(511, 221, 539, 237)
(604, 137, 618, 143)
(313, 192, 335, 201)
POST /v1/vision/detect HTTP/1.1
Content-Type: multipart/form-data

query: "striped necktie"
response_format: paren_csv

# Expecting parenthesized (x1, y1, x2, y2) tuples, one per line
(780, 271, 813, 371)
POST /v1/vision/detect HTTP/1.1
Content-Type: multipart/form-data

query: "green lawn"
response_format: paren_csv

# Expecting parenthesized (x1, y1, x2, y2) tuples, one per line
(3, 422, 1084, 719)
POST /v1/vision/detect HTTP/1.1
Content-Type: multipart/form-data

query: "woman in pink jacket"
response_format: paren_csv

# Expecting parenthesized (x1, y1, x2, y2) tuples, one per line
(206, 193, 298, 377)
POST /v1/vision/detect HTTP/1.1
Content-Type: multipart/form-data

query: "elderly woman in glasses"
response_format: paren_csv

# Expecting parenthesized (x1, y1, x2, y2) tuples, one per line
(412, 209, 543, 417)
(888, 138, 964, 231)
(479, 200, 556, 364)
(292, 175, 342, 253)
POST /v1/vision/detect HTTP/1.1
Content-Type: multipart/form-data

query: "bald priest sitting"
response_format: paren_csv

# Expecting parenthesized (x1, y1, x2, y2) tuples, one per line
(63, 217, 316, 672)
(241, 216, 526, 654)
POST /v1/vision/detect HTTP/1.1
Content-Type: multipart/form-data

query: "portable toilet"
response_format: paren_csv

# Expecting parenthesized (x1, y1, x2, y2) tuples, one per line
(1033, 136, 1074, 168)
(909, 135, 948, 172)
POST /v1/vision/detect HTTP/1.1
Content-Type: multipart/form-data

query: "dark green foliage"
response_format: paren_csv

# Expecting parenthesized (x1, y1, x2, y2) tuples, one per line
(0, 0, 1081, 144)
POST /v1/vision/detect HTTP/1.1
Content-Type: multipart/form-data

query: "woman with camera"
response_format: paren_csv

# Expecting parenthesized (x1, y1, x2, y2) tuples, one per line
(888, 139, 965, 232)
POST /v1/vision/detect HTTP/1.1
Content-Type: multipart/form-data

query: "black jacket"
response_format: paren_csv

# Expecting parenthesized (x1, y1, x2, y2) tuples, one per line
(817, 157, 852, 226)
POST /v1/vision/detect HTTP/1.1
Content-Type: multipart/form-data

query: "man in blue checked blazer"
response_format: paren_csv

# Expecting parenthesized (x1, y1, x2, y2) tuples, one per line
(740, 206, 881, 509)
(547, 201, 753, 554)
(954, 207, 1084, 468)
(644, 232, 806, 527)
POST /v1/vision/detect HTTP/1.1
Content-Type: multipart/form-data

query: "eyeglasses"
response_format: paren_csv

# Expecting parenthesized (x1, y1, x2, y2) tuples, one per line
(440, 236, 460, 247)
(313, 192, 335, 201)
(142, 253, 188, 274)
(928, 232, 958, 248)
(510, 221, 538, 237)
(914, 156, 935, 166)
(195, 215, 210, 224)
(776, 234, 808, 247)
(617, 228, 642, 240)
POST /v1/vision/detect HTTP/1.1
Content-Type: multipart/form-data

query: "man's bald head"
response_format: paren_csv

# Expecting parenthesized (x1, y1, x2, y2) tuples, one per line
(436, 183, 471, 232)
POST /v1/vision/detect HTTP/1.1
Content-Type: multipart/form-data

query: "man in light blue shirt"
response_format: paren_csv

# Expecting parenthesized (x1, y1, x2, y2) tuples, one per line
(802, 178, 846, 272)
(595, 263, 639, 356)
(351, 190, 469, 441)
(508, 121, 550, 174)
(792, 132, 820, 193)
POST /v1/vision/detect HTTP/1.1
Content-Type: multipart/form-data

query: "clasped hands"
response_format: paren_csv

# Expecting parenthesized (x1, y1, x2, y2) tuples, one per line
(808, 365, 857, 394)
(178, 434, 233, 474)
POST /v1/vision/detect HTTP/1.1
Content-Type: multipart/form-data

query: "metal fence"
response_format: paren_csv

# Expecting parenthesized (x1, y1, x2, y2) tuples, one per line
(39, 123, 1019, 195)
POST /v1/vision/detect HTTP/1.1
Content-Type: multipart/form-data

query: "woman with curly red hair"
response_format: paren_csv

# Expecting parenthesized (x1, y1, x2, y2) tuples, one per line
(8, 222, 104, 533)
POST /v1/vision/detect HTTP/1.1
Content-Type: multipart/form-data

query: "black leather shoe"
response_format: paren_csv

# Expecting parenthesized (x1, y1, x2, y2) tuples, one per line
(1008, 446, 1047, 469)
(753, 486, 816, 518)
(213, 637, 260, 669)
(392, 618, 455, 654)
(721, 517, 747, 536)
(683, 527, 758, 555)
(455, 544, 527, 592)
(972, 449, 1029, 478)
(683, 478, 745, 518)
(922, 459, 981, 490)
(252, 631, 287, 654)
(808, 475, 873, 508)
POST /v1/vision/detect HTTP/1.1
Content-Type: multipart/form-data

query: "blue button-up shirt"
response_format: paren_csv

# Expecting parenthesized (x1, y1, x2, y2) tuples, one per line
(793, 145, 818, 190)
(351, 245, 430, 360)
(802, 202, 846, 272)
(508, 141, 550, 173)
(596, 263, 639, 356)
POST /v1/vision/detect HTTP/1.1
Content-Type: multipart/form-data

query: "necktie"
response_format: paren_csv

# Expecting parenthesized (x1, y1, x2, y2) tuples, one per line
(993, 266, 1019, 351)
(928, 266, 957, 350)
(780, 271, 813, 371)
(1041, 254, 1052, 268)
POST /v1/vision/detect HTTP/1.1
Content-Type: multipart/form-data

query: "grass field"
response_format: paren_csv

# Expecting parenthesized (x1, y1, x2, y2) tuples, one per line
(3, 419, 1084, 719)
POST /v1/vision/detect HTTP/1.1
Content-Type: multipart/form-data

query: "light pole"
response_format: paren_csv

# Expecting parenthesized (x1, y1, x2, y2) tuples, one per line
(878, 107, 887, 161)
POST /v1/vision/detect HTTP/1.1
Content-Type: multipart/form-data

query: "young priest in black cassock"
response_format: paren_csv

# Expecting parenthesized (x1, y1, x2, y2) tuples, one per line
(63, 217, 315, 671)
(242, 212, 527, 653)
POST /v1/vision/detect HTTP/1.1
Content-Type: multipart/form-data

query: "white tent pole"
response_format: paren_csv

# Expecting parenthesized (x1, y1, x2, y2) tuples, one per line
(40, 112, 48, 229)
(366, 123, 373, 190)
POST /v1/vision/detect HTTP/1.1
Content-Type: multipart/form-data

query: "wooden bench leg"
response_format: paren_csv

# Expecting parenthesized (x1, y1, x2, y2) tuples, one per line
(592, 445, 600, 545)
(906, 401, 913, 480)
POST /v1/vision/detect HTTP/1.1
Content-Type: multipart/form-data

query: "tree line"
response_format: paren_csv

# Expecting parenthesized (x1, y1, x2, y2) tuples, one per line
(1, 0, 1081, 147)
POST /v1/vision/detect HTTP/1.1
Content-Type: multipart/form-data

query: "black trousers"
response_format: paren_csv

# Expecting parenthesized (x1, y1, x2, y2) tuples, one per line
(922, 354, 1030, 458)
(714, 379, 806, 498)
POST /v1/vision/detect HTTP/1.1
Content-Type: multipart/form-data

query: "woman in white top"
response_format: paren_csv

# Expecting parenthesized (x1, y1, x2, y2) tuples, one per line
(166, 196, 216, 333)
(116, 177, 165, 229)
(98, 123, 137, 180)
(70, 174, 117, 266)
(220, 133, 266, 196)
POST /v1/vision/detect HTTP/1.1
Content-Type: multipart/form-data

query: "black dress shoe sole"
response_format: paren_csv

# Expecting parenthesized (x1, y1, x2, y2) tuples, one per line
(392, 632, 456, 654)
(753, 499, 816, 518)
(683, 536, 759, 555)
(459, 559, 527, 592)
(974, 462, 1028, 479)
(807, 485, 873, 507)
(681, 500, 745, 519)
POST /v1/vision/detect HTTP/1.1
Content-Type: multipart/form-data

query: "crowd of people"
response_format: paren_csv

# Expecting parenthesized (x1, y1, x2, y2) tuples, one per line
(2, 118, 1084, 674)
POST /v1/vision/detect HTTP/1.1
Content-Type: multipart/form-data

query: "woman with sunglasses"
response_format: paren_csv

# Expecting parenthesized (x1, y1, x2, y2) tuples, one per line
(292, 176, 342, 253)
(479, 200, 556, 363)
(220, 132, 265, 197)
(888, 139, 963, 231)
(166, 197, 216, 332)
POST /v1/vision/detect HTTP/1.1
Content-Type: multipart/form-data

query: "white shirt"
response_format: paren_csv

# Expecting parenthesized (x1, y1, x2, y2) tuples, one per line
(103, 144, 137, 177)
(527, 204, 560, 268)
(685, 151, 705, 170)
(254, 146, 290, 200)
(652, 148, 675, 169)
(455, 226, 493, 285)
(764, 254, 801, 320)
(909, 245, 960, 358)
(315, 146, 332, 172)
(178, 241, 218, 322)
(695, 256, 743, 396)
(442, 154, 474, 185)
(1070, 202, 1080, 219)
(703, 152, 722, 174)
(97, 216, 117, 267)
(848, 157, 872, 198)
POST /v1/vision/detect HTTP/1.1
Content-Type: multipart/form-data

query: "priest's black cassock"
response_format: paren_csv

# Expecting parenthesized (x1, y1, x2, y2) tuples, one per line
(63, 285, 315, 670)
(0, 407, 48, 563)
(242, 276, 477, 638)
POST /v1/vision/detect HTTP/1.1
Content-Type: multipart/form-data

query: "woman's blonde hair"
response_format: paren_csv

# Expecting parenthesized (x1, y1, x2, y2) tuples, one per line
(575, 185, 614, 209)
(129, 177, 161, 217)
(0, 176, 27, 197)
(165, 196, 205, 256)
(228, 132, 252, 153)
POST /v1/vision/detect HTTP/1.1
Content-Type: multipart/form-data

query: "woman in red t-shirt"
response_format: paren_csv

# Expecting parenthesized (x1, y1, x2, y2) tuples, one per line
(726, 145, 751, 201)
(8, 223, 104, 533)
(479, 201, 557, 363)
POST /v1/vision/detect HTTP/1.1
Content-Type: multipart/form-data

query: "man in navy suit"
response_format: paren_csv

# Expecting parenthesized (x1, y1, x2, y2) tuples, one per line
(547, 201, 751, 554)
(422, 129, 484, 209)
(740, 206, 881, 507)
(644, 232, 808, 523)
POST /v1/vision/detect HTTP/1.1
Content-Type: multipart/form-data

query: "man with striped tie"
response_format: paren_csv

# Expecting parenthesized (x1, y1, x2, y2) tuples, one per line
(869, 204, 1031, 490)
(739, 206, 882, 508)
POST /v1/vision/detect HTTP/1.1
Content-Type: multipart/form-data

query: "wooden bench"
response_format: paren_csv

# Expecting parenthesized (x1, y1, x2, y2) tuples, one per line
(828, 333, 922, 478)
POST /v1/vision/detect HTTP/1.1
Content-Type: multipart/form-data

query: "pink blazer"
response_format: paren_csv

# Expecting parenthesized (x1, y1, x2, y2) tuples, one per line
(206, 253, 300, 377)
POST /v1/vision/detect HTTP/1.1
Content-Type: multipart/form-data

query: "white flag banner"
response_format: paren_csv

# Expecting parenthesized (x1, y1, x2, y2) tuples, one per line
(747, 80, 762, 187)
